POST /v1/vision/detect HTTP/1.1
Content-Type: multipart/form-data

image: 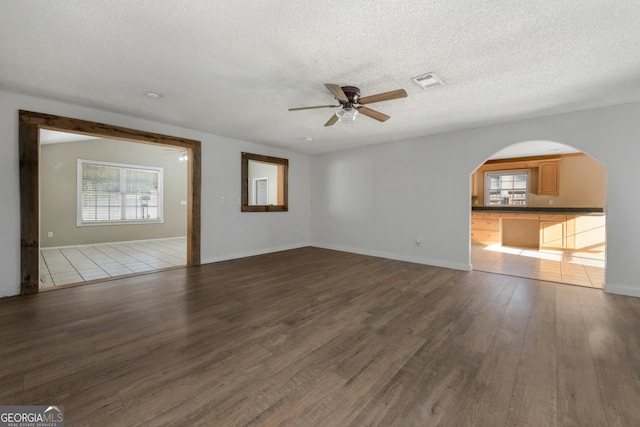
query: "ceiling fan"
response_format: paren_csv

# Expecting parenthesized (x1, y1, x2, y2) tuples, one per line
(289, 84, 408, 126)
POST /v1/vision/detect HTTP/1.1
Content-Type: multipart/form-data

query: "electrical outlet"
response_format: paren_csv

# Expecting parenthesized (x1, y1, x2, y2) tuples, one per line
(548, 199, 553, 205)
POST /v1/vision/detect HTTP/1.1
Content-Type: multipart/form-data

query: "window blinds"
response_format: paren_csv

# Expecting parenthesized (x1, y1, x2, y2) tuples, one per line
(80, 161, 161, 223)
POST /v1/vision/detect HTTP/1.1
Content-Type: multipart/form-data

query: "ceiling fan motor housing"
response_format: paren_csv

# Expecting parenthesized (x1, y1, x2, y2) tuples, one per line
(340, 86, 361, 106)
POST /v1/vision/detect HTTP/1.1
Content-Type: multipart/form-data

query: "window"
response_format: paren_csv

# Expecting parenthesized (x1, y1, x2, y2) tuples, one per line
(77, 159, 163, 225)
(241, 152, 288, 212)
(485, 170, 529, 206)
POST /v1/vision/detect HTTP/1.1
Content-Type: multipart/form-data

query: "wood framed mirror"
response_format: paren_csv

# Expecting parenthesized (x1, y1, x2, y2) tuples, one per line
(241, 152, 288, 212)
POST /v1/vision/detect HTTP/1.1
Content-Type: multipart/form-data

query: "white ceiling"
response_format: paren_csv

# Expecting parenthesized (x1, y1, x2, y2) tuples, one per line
(488, 140, 580, 160)
(39, 129, 100, 144)
(2, 1, 640, 155)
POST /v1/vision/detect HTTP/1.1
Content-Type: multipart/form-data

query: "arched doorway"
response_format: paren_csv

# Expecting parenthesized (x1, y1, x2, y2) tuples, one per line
(470, 141, 606, 289)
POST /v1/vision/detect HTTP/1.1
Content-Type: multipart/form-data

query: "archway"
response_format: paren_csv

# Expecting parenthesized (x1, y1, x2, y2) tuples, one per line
(469, 140, 607, 289)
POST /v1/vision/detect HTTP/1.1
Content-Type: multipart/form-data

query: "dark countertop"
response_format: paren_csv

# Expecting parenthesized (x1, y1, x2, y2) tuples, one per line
(472, 206, 604, 214)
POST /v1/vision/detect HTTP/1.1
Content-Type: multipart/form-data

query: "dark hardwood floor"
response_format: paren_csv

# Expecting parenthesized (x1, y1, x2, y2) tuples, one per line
(1, 247, 639, 426)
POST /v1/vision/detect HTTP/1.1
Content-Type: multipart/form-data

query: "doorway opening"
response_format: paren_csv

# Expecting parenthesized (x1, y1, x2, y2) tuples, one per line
(469, 141, 606, 289)
(38, 130, 190, 289)
(253, 177, 269, 205)
(19, 110, 201, 295)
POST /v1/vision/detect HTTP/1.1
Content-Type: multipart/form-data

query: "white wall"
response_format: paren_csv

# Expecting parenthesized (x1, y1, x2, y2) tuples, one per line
(41, 138, 188, 247)
(0, 90, 311, 297)
(3, 89, 640, 298)
(311, 101, 640, 298)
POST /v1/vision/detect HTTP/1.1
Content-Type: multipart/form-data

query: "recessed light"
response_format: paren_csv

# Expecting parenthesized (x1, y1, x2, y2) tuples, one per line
(145, 92, 161, 98)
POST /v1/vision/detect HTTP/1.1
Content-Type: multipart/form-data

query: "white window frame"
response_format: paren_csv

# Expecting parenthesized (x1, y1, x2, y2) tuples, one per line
(484, 169, 530, 206)
(77, 159, 164, 226)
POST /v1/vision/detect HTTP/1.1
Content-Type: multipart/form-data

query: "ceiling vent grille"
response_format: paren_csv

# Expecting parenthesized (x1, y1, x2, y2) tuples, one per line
(412, 72, 443, 89)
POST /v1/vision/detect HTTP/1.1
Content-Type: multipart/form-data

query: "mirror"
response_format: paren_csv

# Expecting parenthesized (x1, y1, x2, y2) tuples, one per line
(241, 152, 288, 212)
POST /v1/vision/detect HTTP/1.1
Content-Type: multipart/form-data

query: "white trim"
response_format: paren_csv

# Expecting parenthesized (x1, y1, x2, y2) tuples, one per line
(200, 243, 310, 265)
(77, 219, 164, 227)
(41, 236, 186, 251)
(604, 283, 640, 298)
(310, 242, 472, 271)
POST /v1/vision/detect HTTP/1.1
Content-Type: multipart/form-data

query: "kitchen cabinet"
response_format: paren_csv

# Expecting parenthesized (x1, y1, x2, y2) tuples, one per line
(566, 214, 605, 255)
(538, 160, 560, 196)
(539, 214, 567, 249)
(471, 213, 500, 245)
(471, 210, 604, 252)
(471, 172, 478, 197)
(540, 220, 565, 248)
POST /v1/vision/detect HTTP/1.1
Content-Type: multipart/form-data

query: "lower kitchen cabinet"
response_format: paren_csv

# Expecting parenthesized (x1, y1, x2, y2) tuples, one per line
(471, 214, 500, 245)
(539, 220, 566, 248)
(539, 214, 568, 249)
(471, 211, 605, 253)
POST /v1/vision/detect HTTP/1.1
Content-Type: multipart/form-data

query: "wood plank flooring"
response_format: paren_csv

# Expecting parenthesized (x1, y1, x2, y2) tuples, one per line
(1, 247, 639, 426)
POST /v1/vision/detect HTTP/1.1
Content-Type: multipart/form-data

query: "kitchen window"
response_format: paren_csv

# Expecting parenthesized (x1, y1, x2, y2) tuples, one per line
(485, 170, 529, 206)
(77, 159, 163, 225)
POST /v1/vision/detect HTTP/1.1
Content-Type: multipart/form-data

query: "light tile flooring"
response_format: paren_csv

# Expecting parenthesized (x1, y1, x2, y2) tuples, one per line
(471, 244, 605, 289)
(39, 237, 186, 288)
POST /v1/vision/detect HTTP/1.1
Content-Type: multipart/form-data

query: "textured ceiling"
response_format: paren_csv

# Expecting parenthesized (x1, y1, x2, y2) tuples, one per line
(2, 1, 640, 155)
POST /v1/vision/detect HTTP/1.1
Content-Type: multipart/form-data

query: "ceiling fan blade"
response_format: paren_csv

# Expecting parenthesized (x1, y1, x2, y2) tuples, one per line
(325, 84, 349, 102)
(289, 105, 338, 111)
(324, 114, 339, 127)
(357, 106, 390, 122)
(359, 89, 407, 105)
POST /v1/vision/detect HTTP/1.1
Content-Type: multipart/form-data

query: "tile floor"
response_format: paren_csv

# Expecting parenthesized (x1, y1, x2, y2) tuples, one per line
(471, 244, 605, 288)
(39, 237, 186, 288)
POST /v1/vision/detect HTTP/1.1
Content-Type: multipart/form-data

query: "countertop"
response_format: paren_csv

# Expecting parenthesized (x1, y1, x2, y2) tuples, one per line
(472, 206, 604, 214)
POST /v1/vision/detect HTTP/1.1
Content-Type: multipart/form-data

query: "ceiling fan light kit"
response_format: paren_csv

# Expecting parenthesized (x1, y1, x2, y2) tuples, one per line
(289, 83, 407, 127)
(336, 106, 358, 123)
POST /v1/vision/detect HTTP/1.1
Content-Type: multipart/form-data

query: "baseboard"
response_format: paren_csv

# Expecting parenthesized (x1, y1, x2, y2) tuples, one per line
(200, 242, 311, 265)
(311, 242, 471, 272)
(41, 236, 186, 250)
(604, 283, 640, 298)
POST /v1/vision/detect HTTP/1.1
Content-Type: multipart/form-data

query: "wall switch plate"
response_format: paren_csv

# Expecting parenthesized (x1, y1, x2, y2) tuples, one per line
(180, 200, 187, 206)
(220, 196, 225, 204)
(47, 232, 53, 237)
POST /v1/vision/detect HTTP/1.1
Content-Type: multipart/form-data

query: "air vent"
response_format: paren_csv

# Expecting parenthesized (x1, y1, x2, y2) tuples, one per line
(412, 72, 443, 89)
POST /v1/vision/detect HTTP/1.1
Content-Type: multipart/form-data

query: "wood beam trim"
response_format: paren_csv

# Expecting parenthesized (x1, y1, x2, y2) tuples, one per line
(18, 110, 201, 295)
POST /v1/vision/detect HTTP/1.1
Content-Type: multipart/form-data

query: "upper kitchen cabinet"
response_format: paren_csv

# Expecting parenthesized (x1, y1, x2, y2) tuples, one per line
(471, 171, 478, 197)
(537, 160, 560, 196)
